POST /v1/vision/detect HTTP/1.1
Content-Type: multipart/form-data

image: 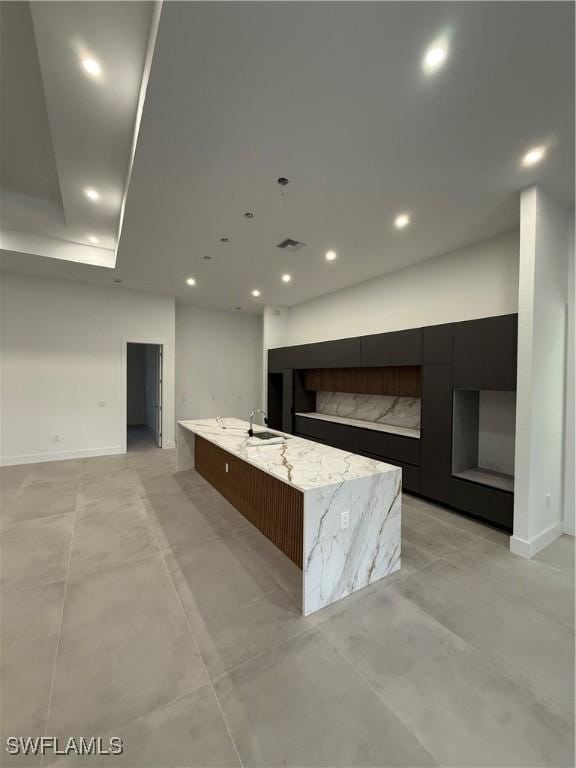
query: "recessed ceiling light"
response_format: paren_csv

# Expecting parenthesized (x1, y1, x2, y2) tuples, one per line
(220, 237, 230, 243)
(394, 213, 411, 229)
(282, 274, 292, 283)
(203, 255, 212, 260)
(113, 278, 122, 284)
(85, 188, 100, 202)
(244, 212, 254, 219)
(81, 57, 102, 78)
(325, 250, 337, 261)
(252, 289, 261, 297)
(422, 42, 448, 75)
(186, 277, 196, 286)
(87, 235, 99, 245)
(521, 146, 546, 167)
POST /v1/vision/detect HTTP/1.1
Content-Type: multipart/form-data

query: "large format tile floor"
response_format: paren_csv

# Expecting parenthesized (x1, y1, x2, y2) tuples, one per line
(1, 441, 574, 767)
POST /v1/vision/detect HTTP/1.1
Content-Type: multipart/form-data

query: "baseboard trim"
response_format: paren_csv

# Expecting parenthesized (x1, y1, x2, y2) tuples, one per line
(510, 522, 563, 558)
(0, 446, 124, 467)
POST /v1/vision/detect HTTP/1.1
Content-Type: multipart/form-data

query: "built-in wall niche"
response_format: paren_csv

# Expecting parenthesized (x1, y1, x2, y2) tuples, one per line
(452, 389, 516, 493)
(303, 366, 421, 397)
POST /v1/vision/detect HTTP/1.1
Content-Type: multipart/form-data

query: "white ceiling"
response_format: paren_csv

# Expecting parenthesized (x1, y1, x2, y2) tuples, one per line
(1, 1, 574, 312)
(0, 1, 154, 266)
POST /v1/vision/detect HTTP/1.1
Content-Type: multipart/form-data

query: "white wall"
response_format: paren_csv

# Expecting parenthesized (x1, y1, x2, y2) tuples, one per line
(176, 305, 261, 422)
(478, 391, 516, 476)
(281, 231, 519, 346)
(0, 273, 176, 464)
(512, 187, 571, 556)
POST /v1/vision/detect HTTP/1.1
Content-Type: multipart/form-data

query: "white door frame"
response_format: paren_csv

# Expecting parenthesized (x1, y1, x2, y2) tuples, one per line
(122, 338, 164, 453)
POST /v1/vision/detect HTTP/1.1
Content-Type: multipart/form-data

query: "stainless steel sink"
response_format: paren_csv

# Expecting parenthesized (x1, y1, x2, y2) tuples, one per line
(250, 431, 286, 440)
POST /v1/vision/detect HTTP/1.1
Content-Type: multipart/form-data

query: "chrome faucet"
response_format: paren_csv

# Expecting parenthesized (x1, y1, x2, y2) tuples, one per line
(215, 416, 226, 429)
(248, 409, 268, 436)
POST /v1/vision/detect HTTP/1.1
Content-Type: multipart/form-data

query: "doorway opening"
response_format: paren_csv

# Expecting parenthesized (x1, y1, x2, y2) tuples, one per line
(126, 343, 163, 452)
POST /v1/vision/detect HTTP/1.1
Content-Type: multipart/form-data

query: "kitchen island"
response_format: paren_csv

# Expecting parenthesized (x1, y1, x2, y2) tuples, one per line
(177, 418, 401, 615)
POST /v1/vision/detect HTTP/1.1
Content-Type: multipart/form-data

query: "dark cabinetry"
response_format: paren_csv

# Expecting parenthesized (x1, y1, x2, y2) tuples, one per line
(268, 313, 517, 530)
(450, 478, 513, 529)
(388, 329, 422, 365)
(453, 315, 517, 390)
(358, 430, 420, 466)
(420, 364, 452, 503)
(360, 328, 421, 367)
(423, 324, 453, 364)
(361, 333, 390, 367)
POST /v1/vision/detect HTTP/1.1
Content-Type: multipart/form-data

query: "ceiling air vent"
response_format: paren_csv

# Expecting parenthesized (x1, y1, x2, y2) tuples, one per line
(277, 238, 306, 253)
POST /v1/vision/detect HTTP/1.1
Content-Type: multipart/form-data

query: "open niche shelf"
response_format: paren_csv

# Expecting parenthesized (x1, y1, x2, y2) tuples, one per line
(452, 389, 516, 493)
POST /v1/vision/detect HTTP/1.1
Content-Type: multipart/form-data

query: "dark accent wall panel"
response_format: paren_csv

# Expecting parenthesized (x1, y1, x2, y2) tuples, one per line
(195, 436, 304, 567)
(303, 366, 421, 397)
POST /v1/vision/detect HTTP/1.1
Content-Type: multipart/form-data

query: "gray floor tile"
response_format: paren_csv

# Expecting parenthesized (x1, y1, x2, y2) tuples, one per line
(51, 687, 240, 768)
(1, 581, 66, 766)
(165, 536, 308, 678)
(215, 630, 437, 767)
(1, 514, 73, 590)
(81, 454, 129, 476)
(319, 587, 574, 767)
(46, 554, 208, 740)
(534, 535, 575, 575)
(403, 493, 511, 547)
(0, 464, 31, 495)
(444, 535, 575, 628)
(25, 459, 82, 486)
(401, 504, 478, 556)
(144, 490, 231, 551)
(68, 499, 158, 579)
(397, 559, 575, 718)
(2, 480, 78, 526)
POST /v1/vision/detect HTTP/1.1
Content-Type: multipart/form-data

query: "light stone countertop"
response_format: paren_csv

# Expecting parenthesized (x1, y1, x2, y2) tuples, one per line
(177, 418, 398, 493)
(295, 411, 421, 439)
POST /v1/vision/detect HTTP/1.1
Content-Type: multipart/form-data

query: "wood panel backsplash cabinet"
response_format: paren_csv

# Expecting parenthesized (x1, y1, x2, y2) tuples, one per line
(303, 366, 421, 397)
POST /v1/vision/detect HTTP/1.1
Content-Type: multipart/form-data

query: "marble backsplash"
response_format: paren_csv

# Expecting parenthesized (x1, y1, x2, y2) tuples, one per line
(316, 391, 421, 429)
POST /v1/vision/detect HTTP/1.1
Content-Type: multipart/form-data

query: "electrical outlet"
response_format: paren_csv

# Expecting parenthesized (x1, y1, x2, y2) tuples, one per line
(546, 494, 552, 509)
(340, 510, 350, 530)
(225, 463, 229, 473)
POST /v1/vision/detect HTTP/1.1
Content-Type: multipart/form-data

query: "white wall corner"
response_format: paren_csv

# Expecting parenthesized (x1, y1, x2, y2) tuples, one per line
(513, 185, 571, 555)
(510, 522, 564, 558)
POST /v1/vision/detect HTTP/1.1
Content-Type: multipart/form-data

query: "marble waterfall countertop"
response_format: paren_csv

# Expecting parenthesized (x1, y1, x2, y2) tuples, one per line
(177, 418, 399, 492)
(295, 411, 421, 439)
(177, 418, 401, 615)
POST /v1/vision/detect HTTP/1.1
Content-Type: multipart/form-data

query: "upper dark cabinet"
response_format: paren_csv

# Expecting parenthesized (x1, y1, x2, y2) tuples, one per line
(453, 321, 485, 389)
(453, 314, 517, 390)
(290, 343, 326, 369)
(323, 338, 361, 368)
(361, 333, 390, 367)
(482, 315, 517, 390)
(423, 324, 453, 364)
(268, 347, 287, 373)
(388, 329, 422, 366)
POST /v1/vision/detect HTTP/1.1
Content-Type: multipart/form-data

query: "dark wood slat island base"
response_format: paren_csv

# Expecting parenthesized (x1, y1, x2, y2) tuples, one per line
(195, 435, 304, 567)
